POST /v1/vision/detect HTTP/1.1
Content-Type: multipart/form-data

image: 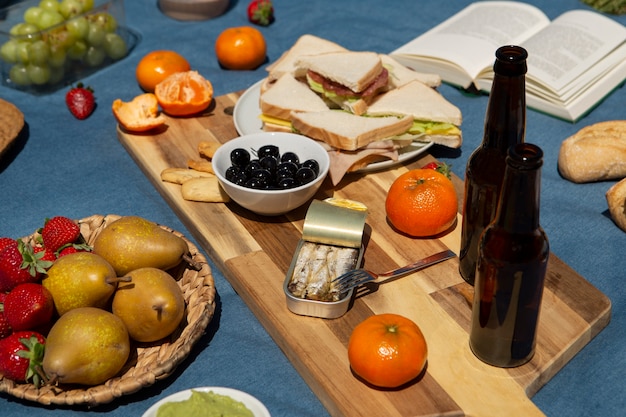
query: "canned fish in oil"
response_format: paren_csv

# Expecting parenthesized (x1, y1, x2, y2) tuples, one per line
(283, 200, 367, 318)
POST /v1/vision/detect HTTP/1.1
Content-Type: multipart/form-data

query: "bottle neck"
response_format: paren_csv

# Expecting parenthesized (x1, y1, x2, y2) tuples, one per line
(493, 144, 543, 232)
(483, 45, 528, 152)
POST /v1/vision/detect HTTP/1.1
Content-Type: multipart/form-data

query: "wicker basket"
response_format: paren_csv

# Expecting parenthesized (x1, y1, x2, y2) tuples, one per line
(0, 214, 216, 407)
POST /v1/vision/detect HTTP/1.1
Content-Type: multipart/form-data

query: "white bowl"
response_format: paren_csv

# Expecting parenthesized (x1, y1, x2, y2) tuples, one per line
(141, 387, 271, 417)
(213, 132, 330, 216)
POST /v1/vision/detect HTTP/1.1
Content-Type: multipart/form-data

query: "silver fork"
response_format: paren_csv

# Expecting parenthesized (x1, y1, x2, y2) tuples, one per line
(331, 249, 456, 294)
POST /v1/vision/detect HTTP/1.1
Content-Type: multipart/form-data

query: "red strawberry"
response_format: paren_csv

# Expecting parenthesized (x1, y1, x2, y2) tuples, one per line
(247, 0, 274, 26)
(0, 331, 46, 386)
(4, 283, 54, 332)
(0, 294, 12, 339)
(65, 83, 95, 120)
(0, 237, 14, 252)
(41, 216, 81, 253)
(33, 246, 57, 263)
(57, 244, 90, 257)
(0, 240, 47, 293)
(422, 161, 452, 179)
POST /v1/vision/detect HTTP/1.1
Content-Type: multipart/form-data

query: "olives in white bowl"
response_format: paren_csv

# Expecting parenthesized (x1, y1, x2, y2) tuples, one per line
(212, 132, 330, 216)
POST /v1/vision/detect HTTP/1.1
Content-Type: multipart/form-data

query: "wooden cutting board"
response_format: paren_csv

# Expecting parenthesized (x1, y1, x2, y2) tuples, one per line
(118, 91, 611, 417)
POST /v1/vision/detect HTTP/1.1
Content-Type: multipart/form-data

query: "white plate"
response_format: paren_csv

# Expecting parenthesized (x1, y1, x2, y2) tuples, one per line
(142, 387, 271, 417)
(233, 79, 434, 173)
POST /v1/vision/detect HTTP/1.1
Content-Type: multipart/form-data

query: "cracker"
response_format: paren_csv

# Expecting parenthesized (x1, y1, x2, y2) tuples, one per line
(198, 141, 221, 159)
(187, 159, 214, 173)
(160, 168, 214, 184)
(181, 177, 230, 203)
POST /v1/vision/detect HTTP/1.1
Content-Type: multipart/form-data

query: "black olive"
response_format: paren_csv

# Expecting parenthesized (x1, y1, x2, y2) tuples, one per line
(296, 167, 316, 185)
(250, 168, 273, 184)
(230, 148, 251, 167)
(277, 161, 298, 175)
(278, 177, 298, 189)
(280, 151, 300, 165)
(260, 156, 278, 173)
(257, 145, 280, 159)
(244, 159, 262, 177)
(245, 177, 268, 189)
(301, 159, 320, 176)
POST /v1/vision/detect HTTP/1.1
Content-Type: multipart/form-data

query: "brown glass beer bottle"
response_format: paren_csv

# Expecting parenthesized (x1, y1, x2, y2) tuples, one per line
(459, 45, 528, 285)
(469, 143, 549, 368)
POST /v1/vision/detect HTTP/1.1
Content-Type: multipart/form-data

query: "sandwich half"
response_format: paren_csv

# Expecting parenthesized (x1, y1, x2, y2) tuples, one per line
(295, 51, 388, 115)
(259, 73, 329, 132)
(290, 110, 414, 184)
(366, 80, 463, 148)
(265, 34, 348, 84)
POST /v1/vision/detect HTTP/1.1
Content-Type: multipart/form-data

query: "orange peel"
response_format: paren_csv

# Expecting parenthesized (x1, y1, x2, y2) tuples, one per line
(112, 93, 167, 132)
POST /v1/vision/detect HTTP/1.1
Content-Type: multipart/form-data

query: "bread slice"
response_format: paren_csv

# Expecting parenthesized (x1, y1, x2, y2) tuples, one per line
(259, 73, 329, 120)
(290, 110, 413, 151)
(558, 120, 626, 183)
(607, 177, 626, 232)
(379, 54, 441, 88)
(295, 51, 383, 93)
(265, 35, 347, 82)
(367, 80, 462, 125)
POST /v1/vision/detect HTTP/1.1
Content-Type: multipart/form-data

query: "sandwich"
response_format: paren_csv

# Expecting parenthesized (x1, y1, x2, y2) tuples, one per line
(379, 54, 441, 89)
(259, 73, 329, 132)
(264, 34, 347, 84)
(295, 51, 389, 115)
(290, 110, 414, 184)
(366, 80, 463, 148)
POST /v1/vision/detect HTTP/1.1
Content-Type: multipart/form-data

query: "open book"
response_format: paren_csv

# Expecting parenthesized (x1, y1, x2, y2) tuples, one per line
(390, 1, 626, 122)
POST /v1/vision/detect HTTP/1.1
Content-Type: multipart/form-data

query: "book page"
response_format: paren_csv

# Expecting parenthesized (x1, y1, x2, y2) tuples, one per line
(391, 1, 549, 86)
(522, 10, 626, 92)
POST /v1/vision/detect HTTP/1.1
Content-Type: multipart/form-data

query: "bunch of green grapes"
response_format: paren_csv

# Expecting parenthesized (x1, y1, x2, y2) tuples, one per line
(0, 0, 128, 87)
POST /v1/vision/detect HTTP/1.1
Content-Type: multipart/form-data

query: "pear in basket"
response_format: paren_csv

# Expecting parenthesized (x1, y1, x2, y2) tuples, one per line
(43, 307, 130, 386)
(42, 252, 122, 316)
(92, 216, 195, 276)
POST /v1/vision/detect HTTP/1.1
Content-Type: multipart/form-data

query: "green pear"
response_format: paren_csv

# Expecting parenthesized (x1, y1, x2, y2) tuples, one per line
(42, 252, 123, 316)
(112, 267, 185, 343)
(92, 216, 194, 276)
(43, 307, 130, 386)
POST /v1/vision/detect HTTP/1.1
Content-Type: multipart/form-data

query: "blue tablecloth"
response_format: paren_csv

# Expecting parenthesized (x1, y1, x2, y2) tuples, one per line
(1, 0, 625, 416)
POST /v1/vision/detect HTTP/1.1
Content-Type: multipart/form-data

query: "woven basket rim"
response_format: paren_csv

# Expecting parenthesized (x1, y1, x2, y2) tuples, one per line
(0, 214, 216, 407)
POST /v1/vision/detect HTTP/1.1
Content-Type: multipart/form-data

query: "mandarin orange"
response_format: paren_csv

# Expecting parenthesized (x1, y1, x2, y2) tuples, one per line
(215, 26, 267, 70)
(154, 70, 214, 117)
(385, 168, 458, 237)
(136, 50, 190, 93)
(348, 313, 428, 388)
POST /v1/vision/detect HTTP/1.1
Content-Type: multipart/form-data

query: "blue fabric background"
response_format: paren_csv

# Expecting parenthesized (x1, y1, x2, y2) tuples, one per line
(1, 0, 625, 416)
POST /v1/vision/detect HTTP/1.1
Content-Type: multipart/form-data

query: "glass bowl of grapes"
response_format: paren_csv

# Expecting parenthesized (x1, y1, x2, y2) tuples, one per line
(212, 132, 331, 216)
(0, 0, 139, 94)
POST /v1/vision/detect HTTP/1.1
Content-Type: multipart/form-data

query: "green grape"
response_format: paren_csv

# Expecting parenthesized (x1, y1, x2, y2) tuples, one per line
(15, 42, 31, 64)
(91, 12, 117, 33)
(66, 16, 89, 39)
(24, 7, 44, 25)
(37, 10, 64, 30)
(39, 0, 60, 12)
(103, 33, 127, 60)
(59, 0, 83, 19)
(85, 45, 105, 66)
(48, 44, 67, 67)
(12, 23, 41, 39)
(66, 39, 86, 60)
(9, 64, 31, 86)
(27, 63, 51, 85)
(27, 40, 50, 65)
(0, 40, 19, 64)
(86, 22, 105, 46)
(46, 28, 76, 49)
(76, 0, 94, 12)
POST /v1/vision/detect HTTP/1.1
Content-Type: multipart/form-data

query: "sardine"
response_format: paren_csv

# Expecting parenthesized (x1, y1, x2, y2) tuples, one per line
(288, 242, 359, 302)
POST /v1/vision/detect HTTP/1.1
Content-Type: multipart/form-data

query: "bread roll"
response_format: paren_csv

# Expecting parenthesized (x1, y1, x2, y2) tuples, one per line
(606, 178, 626, 233)
(558, 120, 626, 183)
